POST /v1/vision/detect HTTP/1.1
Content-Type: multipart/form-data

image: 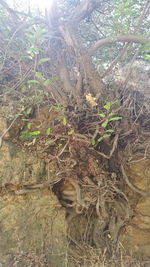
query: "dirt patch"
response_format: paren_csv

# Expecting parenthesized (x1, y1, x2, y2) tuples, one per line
(0, 190, 68, 267)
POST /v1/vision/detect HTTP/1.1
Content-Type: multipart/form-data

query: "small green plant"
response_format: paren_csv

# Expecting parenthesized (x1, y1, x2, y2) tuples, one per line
(24, 26, 48, 59)
(19, 130, 41, 141)
(91, 101, 122, 145)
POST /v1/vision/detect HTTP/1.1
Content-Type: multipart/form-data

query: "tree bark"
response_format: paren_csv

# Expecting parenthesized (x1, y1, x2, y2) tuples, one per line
(59, 23, 104, 96)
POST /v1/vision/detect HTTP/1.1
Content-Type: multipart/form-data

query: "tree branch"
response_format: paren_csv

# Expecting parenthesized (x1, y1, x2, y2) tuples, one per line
(102, 43, 129, 77)
(135, 0, 150, 33)
(89, 35, 149, 55)
(0, 0, 19, 21)
(0, 0, 44, 22)
(69, 0, 98, 25)
(102, 0, 150, 77)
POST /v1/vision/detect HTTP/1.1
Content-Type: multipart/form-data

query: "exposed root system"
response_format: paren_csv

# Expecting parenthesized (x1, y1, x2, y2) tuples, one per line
(1, 81, 150, 255)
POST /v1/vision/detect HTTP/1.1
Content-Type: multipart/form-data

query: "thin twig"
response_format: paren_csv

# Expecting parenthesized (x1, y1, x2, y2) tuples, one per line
(57, 139, 69, 157)
(109, 134, 118, 158)
(92, 134, 119, 160)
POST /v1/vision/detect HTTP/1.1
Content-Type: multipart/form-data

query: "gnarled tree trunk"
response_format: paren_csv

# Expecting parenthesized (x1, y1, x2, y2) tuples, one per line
(44, 0, 148, 105)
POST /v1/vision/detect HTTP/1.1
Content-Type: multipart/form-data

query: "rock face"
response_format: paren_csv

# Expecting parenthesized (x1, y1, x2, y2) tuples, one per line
(0, 141, 47, 185)
(121, 158, 150, 260)
(0, 190, 68, 267)
(0, 118, 68, 267)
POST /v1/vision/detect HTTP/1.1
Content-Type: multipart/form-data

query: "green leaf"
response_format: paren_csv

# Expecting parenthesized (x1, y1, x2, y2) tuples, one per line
(27, 80, 39, 84)
(38, 57, 50, 64)
(98, 113, 105, 118)
(26, 107, 32, 115)
(68, 130, 74, 135)
(101, 119, 109, 128)
(109, 116, 122, 121)
(98, 134, 111, 142)
(91, 139, 96, 146)
(63, 117, 67, 126)
(108, 112, 116, 117)
(105, 129, 114, 133)
(19, 130, 40, 141)
(19, 132, 31, 140)
(21, 106, 25, 111)
(46, 128, 51, 135)
(30, 131, 40, 136)
(104, 101, 117, 111)
(143, 54, 150, 60)
(60, 138, 65, 141)
(27, 122, 32, 129)
(35, 72, 45, 80)
(103, 102, 111, 111)
(43, 79, 50, 86)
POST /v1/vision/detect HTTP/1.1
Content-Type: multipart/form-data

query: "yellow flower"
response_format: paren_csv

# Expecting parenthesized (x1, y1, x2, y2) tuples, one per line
(85, 93, 97, 107)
